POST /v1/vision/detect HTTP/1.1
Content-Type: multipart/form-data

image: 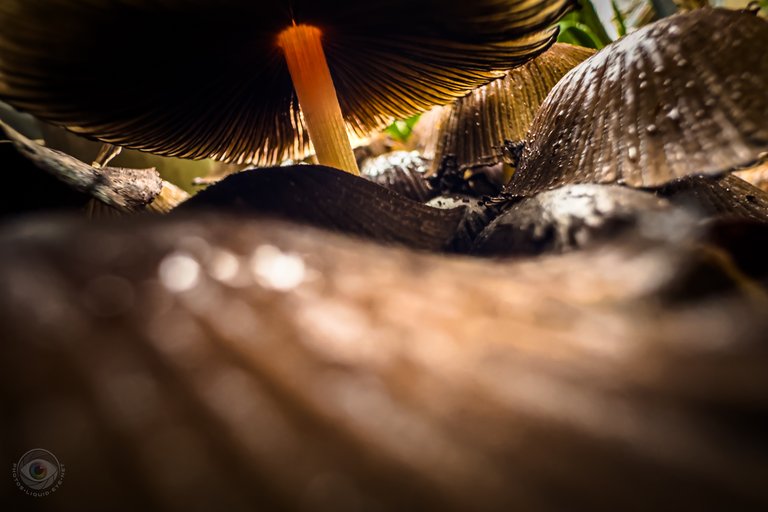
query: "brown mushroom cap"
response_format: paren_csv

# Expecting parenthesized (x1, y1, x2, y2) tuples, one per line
(660, 174, 768, 223)
(428, 43, 594, 176)
(506, 8, 768, 196)
(0, 0, 574, 165)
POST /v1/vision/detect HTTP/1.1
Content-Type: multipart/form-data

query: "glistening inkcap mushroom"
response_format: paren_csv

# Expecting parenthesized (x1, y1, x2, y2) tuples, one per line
(0, 0, 575, 176)
(427, 43, 594, 185)
(506, 8, 768, 196)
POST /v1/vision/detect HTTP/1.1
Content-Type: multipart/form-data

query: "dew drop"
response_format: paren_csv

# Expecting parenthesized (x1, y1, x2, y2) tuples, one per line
(627, 146, 639, 161)
(667, 108, 681, 122)
(646, 124, 658, 135)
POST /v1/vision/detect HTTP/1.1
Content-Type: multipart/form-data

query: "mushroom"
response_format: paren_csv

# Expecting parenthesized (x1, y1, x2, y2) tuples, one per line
(659, 174, 768, 223)
(427, 43, 594, 184)
(506, 8, 768, 196)
(0, 0, 575, 176)
(178, 164, 465, 251)
(360, 151, 435, 202)
(472, 184, 672, 256)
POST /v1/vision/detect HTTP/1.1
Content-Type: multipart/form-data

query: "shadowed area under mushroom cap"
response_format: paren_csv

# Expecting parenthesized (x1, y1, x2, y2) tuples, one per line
(0, 0, 575, 165)
(507, 8, 768, 196)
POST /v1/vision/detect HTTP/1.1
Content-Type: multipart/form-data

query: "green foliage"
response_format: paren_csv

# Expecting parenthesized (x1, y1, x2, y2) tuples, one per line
(384, 114, 420, 143)
(558, 0, 613, 49)
(611, 0, 627, 37)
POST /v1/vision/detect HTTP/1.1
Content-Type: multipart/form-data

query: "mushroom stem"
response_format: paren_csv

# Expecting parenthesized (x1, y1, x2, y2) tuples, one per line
(278, 25, 359, 175)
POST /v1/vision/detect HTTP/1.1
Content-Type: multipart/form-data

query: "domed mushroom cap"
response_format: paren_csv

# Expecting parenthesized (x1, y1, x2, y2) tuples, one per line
(507, 8, 768, 196)
(0, 0, 574, 165)
(428, 43, 594, 176)
(472, 184, 671, 256)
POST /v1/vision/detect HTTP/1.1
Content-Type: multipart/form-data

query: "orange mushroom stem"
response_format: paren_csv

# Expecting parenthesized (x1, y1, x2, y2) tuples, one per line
(278, 24, 359, 175)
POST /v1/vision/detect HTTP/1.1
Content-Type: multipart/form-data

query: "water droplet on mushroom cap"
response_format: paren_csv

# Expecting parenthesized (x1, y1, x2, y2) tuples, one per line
(507, 8, 768, 194)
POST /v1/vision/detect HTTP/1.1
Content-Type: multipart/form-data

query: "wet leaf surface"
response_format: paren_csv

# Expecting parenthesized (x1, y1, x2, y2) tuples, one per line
(178, 165, 464, 252)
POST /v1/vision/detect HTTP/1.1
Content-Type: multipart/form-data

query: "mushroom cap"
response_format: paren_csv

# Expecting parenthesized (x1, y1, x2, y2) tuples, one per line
(428, 43, 594, 175)
(472, 184, 671, 256)
(0, 0, 574, 165)
(506, 8, 768, 196)
(360, 151, 435, 202)
(660, 174, 768, 223)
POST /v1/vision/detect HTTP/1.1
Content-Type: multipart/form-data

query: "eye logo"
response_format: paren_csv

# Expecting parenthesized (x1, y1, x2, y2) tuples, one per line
(12, 448, 65, 497)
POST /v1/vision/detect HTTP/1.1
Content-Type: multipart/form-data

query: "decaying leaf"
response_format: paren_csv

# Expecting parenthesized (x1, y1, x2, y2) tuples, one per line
(178, 165, 464, 251)
(735, 161, 768, 193)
